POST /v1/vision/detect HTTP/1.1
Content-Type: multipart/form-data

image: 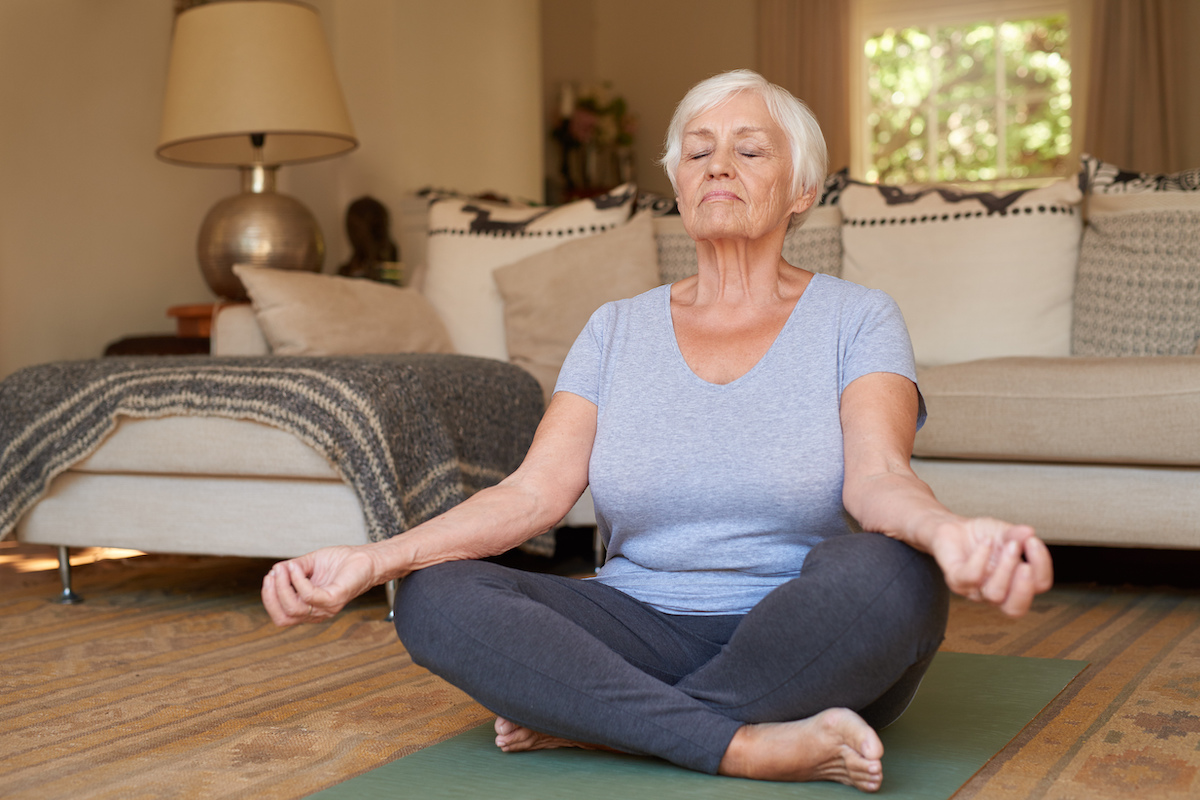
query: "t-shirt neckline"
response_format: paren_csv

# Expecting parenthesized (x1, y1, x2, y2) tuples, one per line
(664, 273, 825, 389)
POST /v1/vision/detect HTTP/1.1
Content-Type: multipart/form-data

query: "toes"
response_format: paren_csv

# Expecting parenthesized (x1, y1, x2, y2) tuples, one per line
(494, 717, 528, 751)
(844, 749, 883, 792)
(819, 708, 882, 757)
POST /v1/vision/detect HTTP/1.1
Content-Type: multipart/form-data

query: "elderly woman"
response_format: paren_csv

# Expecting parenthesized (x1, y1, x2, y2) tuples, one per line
(261, 70, 1052, 792)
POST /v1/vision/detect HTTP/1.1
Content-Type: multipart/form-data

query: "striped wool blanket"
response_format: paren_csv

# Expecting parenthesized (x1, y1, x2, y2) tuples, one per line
(0, 355, 543, 544)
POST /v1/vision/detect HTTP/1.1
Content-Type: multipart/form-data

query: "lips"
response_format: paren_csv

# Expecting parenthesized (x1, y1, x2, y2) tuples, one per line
(702, 190, 741, 202)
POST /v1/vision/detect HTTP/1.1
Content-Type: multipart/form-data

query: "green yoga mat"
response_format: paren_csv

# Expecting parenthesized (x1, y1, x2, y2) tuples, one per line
(311, 651, 1085, 799)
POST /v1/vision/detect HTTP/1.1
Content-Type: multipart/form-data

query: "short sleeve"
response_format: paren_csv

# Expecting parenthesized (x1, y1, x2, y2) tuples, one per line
(840, 288, 927, 429)
(553, 303, 609, 406)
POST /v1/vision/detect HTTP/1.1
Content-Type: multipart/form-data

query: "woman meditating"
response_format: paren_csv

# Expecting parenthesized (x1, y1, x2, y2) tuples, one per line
(261, 69, 1053, 792)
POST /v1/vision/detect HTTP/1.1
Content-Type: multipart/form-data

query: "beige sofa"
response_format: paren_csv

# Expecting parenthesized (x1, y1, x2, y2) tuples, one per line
(840, 156, 1200, 550)
(200, 165, 1200, 551)
(10, 156, 1200, 603)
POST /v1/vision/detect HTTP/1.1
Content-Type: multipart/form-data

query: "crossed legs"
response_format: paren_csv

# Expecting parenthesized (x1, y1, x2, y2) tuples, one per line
(393, 533, 948, 788)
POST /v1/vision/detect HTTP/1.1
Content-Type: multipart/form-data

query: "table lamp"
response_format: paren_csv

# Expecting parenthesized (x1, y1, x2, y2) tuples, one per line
(157, 0, 358, 301)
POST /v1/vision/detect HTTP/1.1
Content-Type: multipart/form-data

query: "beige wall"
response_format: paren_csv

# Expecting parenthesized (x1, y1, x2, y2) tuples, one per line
(541, 0, 758, 198)
(4, 1, 1194, 382)
(0, 0, 542, 381)
(0, 1, 219, 380)
(319, 0, 544, 246)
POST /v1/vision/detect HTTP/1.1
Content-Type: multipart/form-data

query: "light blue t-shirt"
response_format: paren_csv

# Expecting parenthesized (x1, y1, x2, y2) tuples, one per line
(554, 274, 923, 615)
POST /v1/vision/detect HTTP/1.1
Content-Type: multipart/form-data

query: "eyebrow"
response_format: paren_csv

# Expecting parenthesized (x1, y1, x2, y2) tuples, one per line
(683, 126, 772, 141)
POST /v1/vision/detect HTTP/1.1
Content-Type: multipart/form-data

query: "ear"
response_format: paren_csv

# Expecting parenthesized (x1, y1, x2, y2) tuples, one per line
(790, 187, 818, 216)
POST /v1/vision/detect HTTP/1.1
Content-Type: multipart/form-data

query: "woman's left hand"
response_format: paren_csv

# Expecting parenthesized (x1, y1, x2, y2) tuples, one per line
(928, 518, 1054, 617)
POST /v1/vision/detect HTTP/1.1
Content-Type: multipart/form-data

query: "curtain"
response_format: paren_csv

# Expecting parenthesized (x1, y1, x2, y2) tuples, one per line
(1083, 0, 1189, 173)
(756, 0, 851, 174)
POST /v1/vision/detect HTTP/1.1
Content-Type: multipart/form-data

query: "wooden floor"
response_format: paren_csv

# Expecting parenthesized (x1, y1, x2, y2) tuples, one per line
(2, 536, 1199, 799)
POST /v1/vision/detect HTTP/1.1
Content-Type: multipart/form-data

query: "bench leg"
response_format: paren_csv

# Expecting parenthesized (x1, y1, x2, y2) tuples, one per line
(55, 546, 83, 604)
(385, 578, 398, 622)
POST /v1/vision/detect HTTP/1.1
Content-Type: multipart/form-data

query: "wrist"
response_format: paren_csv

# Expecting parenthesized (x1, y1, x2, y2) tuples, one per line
(911, 509, 968, 552)
(364, 538, 413, 586)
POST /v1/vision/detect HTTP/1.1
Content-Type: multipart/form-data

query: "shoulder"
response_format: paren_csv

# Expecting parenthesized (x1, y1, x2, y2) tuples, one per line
(587, 283, 669, 328)
(809, 273, 902, 318)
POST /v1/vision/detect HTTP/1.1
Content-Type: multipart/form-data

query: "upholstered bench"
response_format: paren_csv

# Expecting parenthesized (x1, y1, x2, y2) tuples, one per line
(1, 355, 543, 606)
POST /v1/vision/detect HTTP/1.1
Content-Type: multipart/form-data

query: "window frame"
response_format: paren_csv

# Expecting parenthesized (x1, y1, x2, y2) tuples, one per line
(850, 0, 1073, 187)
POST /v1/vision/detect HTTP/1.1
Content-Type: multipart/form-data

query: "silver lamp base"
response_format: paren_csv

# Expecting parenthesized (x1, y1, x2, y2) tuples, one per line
(197, 165, 324, 301)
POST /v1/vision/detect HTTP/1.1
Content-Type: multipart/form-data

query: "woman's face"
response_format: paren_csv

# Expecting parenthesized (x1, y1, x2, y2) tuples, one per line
(675, 92, 813, 243)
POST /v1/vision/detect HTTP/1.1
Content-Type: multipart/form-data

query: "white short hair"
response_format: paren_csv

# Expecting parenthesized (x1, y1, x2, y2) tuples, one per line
(659, 70, 828, 219)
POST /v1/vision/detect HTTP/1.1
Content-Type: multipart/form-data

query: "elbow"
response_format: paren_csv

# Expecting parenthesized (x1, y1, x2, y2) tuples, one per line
(499, 471, 584, 535)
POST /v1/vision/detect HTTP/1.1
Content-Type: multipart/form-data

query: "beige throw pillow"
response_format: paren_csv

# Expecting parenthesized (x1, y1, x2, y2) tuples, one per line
(233, 265, 454, 356)
(493, 211, 660, 403)
(423, 185, 638, 360)
(840, 179, 1082, 366)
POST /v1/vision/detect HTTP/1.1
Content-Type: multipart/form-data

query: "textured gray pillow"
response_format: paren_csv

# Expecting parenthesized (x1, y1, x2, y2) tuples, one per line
(1071, 155, 1200, 356)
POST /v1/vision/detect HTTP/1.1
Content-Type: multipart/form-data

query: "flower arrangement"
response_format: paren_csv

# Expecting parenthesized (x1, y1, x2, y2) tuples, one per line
(559, 82, 638, 148)
(554, 82, 638, 196)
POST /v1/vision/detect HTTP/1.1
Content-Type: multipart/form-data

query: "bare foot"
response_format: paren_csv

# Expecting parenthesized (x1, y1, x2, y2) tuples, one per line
(718, 708, 884, 792)
(493, 717, 613, 753)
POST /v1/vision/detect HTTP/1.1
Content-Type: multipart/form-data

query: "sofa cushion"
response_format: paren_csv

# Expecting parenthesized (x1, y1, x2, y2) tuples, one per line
(1071, 155, 1200, 356)
(840, 180, 1082, 366)
(914, 356, 1200, 466)
(494, 211, 660, 404)
(234, 265, 454, 356)
(423, 185, 637, 360)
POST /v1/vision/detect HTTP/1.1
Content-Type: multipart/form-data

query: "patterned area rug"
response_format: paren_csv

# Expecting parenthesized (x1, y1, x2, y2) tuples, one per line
(945, 581, 1200, 798)
(0, 543, 490, 800)
(2, 540, 1198, 799)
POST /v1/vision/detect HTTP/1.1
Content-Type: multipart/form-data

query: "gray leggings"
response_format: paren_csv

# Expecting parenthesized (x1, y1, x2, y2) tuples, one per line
(394, 532, 948, 775)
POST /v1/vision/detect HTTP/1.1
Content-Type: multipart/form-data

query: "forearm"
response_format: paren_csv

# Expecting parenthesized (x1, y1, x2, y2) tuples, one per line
(362, 475, 567, 585)
(843, 468, 966, 554)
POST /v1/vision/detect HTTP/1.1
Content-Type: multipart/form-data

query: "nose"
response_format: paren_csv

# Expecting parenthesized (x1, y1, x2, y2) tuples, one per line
(707, 144, 735, 180)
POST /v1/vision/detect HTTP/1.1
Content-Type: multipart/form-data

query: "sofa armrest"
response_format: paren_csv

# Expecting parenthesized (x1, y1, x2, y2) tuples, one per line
(211, 304, 270, 355)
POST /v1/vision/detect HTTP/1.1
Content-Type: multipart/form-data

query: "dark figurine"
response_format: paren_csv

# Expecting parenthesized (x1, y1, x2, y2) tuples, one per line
(339, 196, 401, 283)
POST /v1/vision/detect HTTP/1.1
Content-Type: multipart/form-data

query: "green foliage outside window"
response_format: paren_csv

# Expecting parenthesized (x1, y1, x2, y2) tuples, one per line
(865, 15, 1071, 185)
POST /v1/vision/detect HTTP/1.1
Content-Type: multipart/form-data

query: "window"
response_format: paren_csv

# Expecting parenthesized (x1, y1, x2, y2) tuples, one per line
(858, 5, 1071, 186)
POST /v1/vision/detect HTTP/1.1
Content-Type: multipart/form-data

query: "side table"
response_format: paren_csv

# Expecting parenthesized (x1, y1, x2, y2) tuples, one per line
(167, 303, 218, 338)
(102, 303, 229, 357)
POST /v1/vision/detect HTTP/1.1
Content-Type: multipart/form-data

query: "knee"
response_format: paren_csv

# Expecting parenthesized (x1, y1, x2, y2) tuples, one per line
(392, 561, 475, 666)
(807, 533, 949, 636)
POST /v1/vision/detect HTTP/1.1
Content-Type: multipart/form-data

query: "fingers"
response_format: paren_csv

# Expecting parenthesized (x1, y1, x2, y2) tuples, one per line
(999, 562, 1036, 617)
(262, 568, 306, 627)
(1024, 536, 1055, 592)
(980, 540, 1022, 605)
(977, 527, 1052, 617)
(945, 533, 993, 602)
(939, 519, 1054, 618)
(261, 560, 319, 626)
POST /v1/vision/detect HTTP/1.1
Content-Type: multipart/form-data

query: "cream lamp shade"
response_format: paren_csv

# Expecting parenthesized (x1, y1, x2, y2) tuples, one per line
(158, 0, 357, 167)
(156, 0, 358, 301)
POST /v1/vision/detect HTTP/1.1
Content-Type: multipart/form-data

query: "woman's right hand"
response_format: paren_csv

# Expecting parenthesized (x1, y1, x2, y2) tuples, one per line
(261, 546, 379, 626)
